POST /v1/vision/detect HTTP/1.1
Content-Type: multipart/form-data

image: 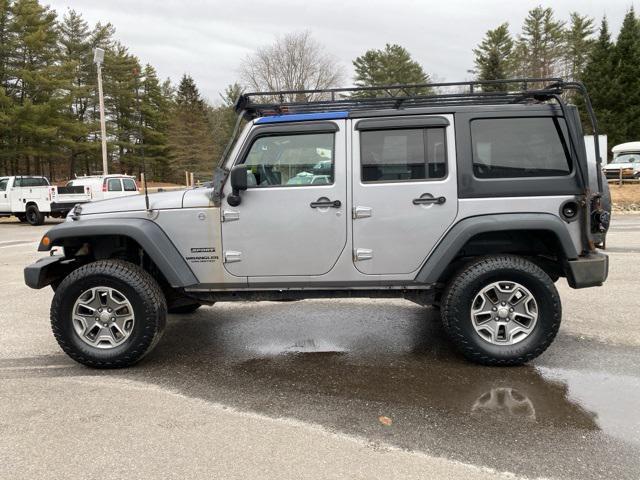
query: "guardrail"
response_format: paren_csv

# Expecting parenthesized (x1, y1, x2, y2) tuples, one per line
(607, 179, 640, 185)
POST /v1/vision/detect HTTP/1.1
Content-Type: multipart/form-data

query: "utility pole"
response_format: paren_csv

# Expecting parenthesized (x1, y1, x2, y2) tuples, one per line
(94, 48, 108, 175)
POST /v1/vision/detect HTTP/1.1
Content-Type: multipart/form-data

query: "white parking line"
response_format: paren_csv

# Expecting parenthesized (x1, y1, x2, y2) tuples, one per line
(0, 241, 38, 249)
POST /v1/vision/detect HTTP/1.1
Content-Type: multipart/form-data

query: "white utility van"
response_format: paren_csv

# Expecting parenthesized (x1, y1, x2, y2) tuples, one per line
(66, 175, 140, 201)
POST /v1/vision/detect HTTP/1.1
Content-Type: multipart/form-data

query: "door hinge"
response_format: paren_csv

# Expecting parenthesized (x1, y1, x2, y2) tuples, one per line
(354, 248, 373, 261)
(352, 206, 373, 219)
(224, 250, 242, 263)
(222, 210, 240, 222)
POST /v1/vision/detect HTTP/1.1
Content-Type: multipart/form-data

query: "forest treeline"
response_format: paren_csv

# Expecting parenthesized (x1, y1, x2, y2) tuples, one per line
(0, 1, 637, 182)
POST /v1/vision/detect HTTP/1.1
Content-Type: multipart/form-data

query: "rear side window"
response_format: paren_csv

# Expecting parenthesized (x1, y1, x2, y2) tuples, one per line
(471, 117, 572, 178)
(360, 128, 447, 182)
(0, 179, 7, 191)
(107, 179, 123, 191)
(15, 177, 48, 187)
(122, 178, 137, 191)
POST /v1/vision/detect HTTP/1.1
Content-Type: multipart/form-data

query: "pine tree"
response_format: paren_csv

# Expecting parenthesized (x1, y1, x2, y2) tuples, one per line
(563, 13, 595, 82)
(102, 43, 139, 175)
(0, 0, 13, 175)
(135, 64, 171, 180)
(611, 7, 640, 145)
(473, 23, 514, 91)
(167, 74, 215, 181)
(352, 44, 430, 97)
(581, 18, 616, 139)
(7, 0, 69, 176)
(513, 7, 565, 80)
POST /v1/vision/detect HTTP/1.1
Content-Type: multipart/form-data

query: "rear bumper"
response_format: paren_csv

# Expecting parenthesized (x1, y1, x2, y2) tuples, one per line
(24, 255, 75, 289)
(566, 252, 609, 289)
(50, 201, 87, 213)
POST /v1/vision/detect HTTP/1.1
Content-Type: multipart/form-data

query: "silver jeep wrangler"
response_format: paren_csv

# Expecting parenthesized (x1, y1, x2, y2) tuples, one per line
(24, 79, 611, 368)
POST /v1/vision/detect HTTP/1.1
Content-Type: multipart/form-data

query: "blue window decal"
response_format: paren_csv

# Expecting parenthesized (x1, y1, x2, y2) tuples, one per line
(255, 111, 348, 124)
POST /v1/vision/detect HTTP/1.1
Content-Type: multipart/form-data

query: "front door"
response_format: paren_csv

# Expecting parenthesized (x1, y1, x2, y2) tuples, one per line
(351, 115, 458, 275)
(221, 121, 347, 277)
(0, 178, 9, 212)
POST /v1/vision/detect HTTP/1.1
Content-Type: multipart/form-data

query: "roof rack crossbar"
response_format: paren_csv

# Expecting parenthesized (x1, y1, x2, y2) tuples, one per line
(236, 78, 566, 118)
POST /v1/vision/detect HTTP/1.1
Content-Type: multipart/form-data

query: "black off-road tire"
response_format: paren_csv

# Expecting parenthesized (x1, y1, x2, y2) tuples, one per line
(441, 255, 561, 366)
(168, 303, 202, 314)
(51, 260, 167, 368)
(25, 205, 44, 226)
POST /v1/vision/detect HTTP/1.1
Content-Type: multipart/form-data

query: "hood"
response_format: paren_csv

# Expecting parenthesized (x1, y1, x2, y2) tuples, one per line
(604, 162, 640, 170)
(79, 189, 187, 215)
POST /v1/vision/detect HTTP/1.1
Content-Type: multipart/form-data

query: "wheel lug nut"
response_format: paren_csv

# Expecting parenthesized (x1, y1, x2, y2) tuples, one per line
(510, 308, 514, 312)
(501, 302, 506, 306)
(111, 317, 115, 322)
(107, 308, 112, 313)
(492, 307, 497, 311)
(98, 308, 102, 312)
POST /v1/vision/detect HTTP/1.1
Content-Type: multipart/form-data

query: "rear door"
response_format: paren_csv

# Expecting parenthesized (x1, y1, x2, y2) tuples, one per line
(351, 115, 458, 275)
(122, 178, 139, 196)
(221, 120, 347, 278)
(104, 178, 123, 199)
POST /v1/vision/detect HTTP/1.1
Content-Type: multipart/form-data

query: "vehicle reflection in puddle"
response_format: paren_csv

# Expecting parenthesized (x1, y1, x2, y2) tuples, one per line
(471, 387, 536, 421)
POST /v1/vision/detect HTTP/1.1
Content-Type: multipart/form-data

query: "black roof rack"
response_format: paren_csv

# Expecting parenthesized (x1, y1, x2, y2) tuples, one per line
(235, 78, 574, 119)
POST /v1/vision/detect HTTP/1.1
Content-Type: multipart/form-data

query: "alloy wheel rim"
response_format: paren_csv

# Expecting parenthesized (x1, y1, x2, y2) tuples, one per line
(470, 280, 538, 345)
(72, 287, 135, 349)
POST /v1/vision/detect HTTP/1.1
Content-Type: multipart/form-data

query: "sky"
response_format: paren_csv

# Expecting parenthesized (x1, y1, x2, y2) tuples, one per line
(44, 0, 632, 104)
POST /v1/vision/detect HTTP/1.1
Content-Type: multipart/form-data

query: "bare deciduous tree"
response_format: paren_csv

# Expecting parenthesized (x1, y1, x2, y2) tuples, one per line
(239, 31, 344, 102)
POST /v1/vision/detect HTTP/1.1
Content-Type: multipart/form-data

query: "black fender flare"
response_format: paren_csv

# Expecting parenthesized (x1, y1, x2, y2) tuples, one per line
(37, 218, 199, 287)
(414, 213, 580, 284)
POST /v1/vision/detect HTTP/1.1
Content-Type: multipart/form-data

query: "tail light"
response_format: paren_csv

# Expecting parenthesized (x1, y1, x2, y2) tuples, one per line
(49, 187, 54, 201)
(102, 180, 107, 192)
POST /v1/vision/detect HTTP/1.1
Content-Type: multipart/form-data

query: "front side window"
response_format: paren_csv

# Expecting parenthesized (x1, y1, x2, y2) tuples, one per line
(360, 128, 447, 182)
(122, 178, 137, 191)
(107, 179, 122, 191)
(471, 117, 572, 178)
(242, 133, 335, 187)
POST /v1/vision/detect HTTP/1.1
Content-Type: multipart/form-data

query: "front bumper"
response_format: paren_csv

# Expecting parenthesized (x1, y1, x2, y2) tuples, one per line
(604, 169, 639, 179)
(566, 252, 609, 289)
(24, 255, 75, 289)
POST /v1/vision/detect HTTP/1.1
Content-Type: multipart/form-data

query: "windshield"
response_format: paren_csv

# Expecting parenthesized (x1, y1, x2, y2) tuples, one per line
(612, 153, 640, 164)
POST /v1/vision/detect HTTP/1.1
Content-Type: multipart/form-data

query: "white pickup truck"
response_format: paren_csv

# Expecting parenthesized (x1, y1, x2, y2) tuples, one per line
(0, 176, 92, 225)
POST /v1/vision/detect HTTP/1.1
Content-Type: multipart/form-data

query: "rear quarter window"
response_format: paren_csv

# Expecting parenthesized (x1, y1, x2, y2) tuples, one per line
(471, 117, 572, 178)
(122, 178, 137, 191)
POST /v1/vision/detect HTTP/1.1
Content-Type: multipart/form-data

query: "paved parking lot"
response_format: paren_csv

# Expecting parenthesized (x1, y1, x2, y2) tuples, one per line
(1, 215, 639, 479)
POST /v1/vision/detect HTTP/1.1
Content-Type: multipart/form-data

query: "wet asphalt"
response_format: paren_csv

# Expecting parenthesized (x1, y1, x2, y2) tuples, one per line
(1, 216, 639, 479)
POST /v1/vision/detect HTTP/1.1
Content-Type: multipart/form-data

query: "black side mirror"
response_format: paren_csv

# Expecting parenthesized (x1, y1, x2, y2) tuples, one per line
(227, 165, 248, 207)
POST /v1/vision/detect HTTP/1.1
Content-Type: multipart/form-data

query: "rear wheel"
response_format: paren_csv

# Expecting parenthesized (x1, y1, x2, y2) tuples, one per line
(51, 260, 167, 368)
(25, 205, 44, 226)
(441, 255, 561, 366)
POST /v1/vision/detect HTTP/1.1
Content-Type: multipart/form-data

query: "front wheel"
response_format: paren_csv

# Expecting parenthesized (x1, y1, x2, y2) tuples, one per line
(51, 260, 167, 368)
(441, 255, 561, 366)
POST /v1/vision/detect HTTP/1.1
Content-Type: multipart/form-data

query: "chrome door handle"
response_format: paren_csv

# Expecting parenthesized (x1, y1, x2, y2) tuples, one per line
(310, 198, 341, 208)
(412, 195, 446, 205)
